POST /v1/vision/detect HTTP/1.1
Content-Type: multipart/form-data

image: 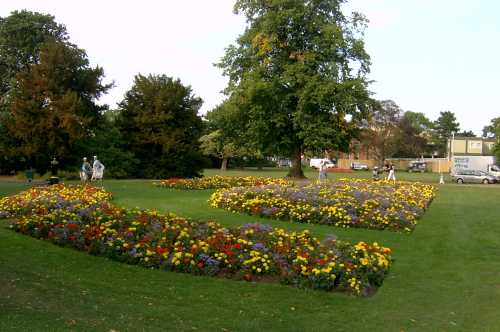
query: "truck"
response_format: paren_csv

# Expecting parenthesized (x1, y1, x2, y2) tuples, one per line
(451, 156, 500, 178)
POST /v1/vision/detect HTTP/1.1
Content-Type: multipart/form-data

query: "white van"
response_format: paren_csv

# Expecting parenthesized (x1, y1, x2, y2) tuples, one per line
(451, 156, 500, 178)
(310, 158, 336, 169)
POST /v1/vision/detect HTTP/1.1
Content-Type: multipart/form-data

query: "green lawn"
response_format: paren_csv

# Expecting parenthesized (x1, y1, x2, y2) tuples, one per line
(1, 170, 499, 331)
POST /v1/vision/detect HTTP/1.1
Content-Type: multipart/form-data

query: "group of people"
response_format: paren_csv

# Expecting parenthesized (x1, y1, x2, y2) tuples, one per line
(80, 156, 105, 184)
(318, 160, 396, 183)
(372, 164, 396, 183)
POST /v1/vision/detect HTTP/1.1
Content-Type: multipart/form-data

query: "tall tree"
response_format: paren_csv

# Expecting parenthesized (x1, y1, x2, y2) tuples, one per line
(3, 41, 111, 173)
(0, 10, 70, 173)
(433, 111, 460, 156)
(201, 101, 244, 170)
(456, 130, 475, 137)
(0, 10, 68, 96)
(403, 111, 433, 135)
(393, 112, 428, 158)
(218, 0, 372, 178)
(482, 117, 500, 138)
(363, 100, 401, 163)
(116, 74, 206, 178)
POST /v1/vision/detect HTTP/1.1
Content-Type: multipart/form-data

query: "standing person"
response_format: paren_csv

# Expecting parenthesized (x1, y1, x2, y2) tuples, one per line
(81, 157, 92, 183)
(387, 164, 396, 184)
(372, 166, 380, 181)
(91, 155, 105, 186)
(318, 160, 328, 182)
(25, 166, 34, 184)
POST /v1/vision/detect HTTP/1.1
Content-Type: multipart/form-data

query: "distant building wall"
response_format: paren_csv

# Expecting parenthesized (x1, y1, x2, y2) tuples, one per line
(448, 137, 497, 156)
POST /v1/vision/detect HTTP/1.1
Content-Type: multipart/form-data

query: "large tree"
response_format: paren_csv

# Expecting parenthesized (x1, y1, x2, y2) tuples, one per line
(403, 111, 433, 135)
(392, 112, 428, 158)
(116, 74, 206, 178)
(363, 100, 401, 163)
(0, 10, 68, 96)
(433, 111, 460, 156)
(201, 100, 253, 170)
(218, 0, 372, 178)
(482, 117, 500, 138)
(0, 10, 71, 173)
(3, 41, 111, 173)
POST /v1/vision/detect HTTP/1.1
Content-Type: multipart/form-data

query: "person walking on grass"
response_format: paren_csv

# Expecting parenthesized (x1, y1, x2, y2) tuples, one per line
(387, 164, 396, 184)
(81, 157, 92, 183)
(91, 155, 105, 187)
(318, 160, 328, 182)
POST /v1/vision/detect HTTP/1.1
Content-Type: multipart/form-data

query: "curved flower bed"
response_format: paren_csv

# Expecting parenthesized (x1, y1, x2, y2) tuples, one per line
(1, 185, 392, 295)
(156, 175, 290, 190)
(0, 184, 112, 219)
(209, 179, 436, 232)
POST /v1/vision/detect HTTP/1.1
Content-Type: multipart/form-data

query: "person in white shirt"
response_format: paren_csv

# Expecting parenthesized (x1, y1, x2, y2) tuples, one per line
(91, 155, 105, 185)
(387, 164, 396, 183)
(318, 160, 328, 182)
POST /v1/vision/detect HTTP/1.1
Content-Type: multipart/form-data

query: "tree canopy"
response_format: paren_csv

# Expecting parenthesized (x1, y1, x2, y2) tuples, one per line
(116, 74, 206, 178)
(201, 100, 251, 170)
(482, 117, 500, 138)
(0, 10, 69, 95)
(433, 111, 460, 156)
(2, 41, 111, 173)
(362, 100, 401, 163)
(218, 0, 372, 177)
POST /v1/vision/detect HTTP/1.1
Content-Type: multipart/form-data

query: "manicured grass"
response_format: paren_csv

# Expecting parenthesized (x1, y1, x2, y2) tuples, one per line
(1, 172, 500, 331)
(203, 167, 452, 184)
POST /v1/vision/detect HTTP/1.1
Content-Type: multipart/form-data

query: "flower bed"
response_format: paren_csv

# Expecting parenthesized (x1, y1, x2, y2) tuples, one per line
(209, 179, 436, 232)
(156, 175, 290, 190)
(1, 185, 392, 296)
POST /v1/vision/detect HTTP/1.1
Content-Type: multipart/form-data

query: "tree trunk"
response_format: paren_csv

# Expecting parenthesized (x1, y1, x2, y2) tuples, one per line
(221, 157, 228, 171)
(256, 158, 263, 170)
(287, 148, 305, 178)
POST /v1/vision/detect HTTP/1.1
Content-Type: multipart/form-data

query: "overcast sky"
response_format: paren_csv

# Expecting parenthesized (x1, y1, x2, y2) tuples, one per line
(1, 0, 499, 135)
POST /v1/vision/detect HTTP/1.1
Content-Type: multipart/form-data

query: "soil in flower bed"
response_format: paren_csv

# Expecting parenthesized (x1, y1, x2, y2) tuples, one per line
(0, 184, 392, 296)
(209, 179, 436, 232)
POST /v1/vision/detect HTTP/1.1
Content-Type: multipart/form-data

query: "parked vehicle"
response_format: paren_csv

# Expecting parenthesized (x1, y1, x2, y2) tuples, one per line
(451, 156, 500, 179)
(351, 162, 369, 171)
(408, 161, 427, 173)
(277, 159, 292, 168)
(451, 170, 497, 184)
(309, 158, 336, 169)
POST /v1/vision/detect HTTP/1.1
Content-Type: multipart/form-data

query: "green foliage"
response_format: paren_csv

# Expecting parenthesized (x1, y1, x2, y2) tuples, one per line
(363, 100, 401, 162)
(75, 115, 139, 179)
(392, 112, 428, 158)
(218, 0, 372, 177)
(433, 111, 460, 156)
(202, 100, 258, 170)
(2, 41, 111, 174)
(0, 10, 68, 95)
(456, 130, 475, 137)
(0, 10, 71, 173)
(403, 111, 433, 135)
(116, 74, 206, 179)
(483, 118, 500, 160)
(482, 117, 500, 138)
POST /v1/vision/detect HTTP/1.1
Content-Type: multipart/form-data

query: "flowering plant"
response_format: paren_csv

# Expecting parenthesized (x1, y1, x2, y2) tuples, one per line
(1, 184, 392, 295)
(155, 175, 290, 190)
(209, 179, 436, 232)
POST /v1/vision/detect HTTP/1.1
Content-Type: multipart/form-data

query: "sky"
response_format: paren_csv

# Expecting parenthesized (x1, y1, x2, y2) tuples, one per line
(1, 0, 499, 135)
